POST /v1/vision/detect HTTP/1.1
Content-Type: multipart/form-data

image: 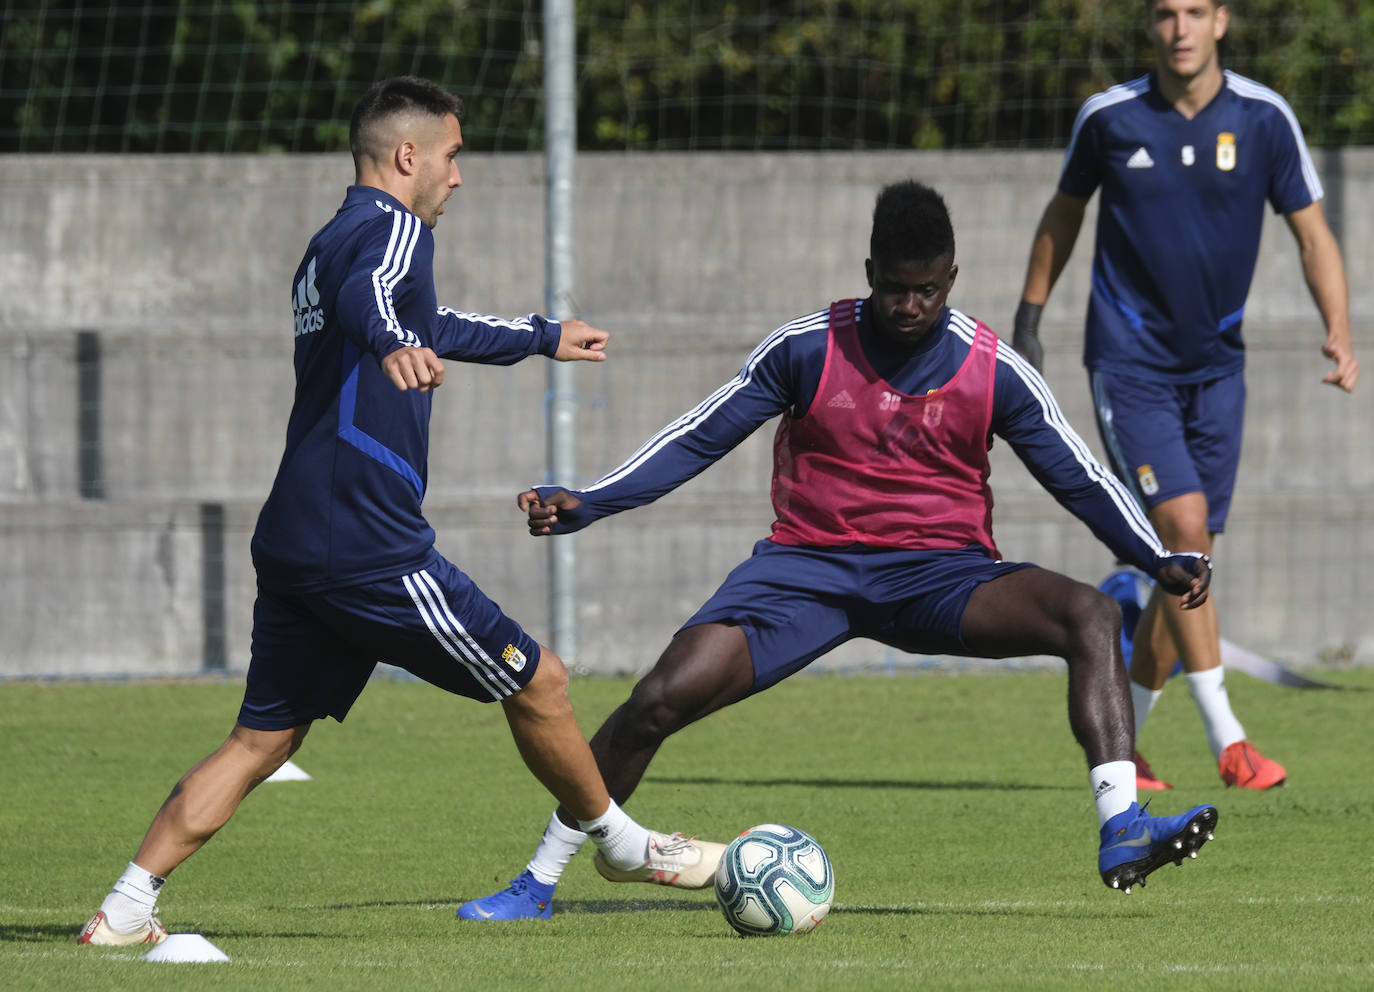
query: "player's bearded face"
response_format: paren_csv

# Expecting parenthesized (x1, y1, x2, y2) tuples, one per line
(865, 254, 957, 346)
(413, 115, 464, 228)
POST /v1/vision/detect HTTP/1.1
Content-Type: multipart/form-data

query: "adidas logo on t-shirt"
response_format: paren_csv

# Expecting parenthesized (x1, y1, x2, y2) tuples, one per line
(827, 390, 857, 409)
(1126, 147, 1154, 169)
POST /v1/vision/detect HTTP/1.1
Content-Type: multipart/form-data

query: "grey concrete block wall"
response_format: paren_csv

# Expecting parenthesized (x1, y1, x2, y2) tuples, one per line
(2, 501, 205, 676)
(2, 151, 1371, 677)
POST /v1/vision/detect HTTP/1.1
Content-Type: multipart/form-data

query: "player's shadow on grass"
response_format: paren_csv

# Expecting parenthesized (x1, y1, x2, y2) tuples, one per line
(647, 775, 1073, 791)
(313, 896, 717, 917)
(0, 922, 336, 943)
(839, 902, 1143, 920)
(198, 927, 332, 939)
(1, 923, 92, 942)
(543, 902, 1129, 921)
(310, 897, 1127, 923)
(315, 898, 466, 911)
(553, 898, 718, 916)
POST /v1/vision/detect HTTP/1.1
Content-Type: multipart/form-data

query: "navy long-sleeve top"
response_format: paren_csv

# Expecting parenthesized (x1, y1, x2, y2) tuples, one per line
(537, 301, 1172, 572)
(253, 186, 561, 591)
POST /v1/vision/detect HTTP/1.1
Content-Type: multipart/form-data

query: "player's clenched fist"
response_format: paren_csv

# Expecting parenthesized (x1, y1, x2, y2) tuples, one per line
(517, 488, 583, 536)
(1154, 553, 1213, 610)
(382, 346, 445, 391)
(554, 319, 609, 362)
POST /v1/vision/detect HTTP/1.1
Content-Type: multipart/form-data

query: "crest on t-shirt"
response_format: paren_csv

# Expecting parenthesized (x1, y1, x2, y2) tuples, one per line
(1216, 132, 1237, 171)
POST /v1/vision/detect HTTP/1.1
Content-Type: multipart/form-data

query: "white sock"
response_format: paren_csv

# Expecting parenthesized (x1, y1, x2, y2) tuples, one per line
(100, 862, 164, 933)
(525, 812, 588, 886)
(577, 798, 650, 870)
(1186, 666, 1246, 759)
(1130, 681, 1164, 742)
(1090, 761, 1138, 828)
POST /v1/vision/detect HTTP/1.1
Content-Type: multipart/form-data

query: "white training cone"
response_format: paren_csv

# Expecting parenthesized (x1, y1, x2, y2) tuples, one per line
(265, 760, 312, 782)
(143, 933, 230, 963)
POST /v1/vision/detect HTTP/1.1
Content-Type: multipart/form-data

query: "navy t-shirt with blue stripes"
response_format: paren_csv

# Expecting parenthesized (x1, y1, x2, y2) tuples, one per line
(1060, 70, 1321, 383)
(252, 186, 561, 592)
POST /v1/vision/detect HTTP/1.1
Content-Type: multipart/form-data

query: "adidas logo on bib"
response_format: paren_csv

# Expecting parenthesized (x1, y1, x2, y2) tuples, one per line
(1126, 147, 1154, 169)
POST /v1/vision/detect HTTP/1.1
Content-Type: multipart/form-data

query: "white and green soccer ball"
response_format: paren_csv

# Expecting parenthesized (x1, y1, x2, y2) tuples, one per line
(714, 823, 834, 936)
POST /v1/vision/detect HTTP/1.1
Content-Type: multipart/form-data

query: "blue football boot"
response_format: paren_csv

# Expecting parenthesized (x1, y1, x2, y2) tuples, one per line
(1099, 801, 1218, 893)
(457, 870, 555, 920)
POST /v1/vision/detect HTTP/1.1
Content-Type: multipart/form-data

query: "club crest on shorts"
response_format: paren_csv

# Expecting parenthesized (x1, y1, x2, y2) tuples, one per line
(1136, 464, 1160, 496)
(501, 644, 527, 672)
(1216, 132, 1236, 171)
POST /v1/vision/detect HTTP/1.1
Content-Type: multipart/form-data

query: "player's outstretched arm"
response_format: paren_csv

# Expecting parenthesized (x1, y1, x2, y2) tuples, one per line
(1153, 553, 1212, 610)
(381, 346, 445, 391)
(517, 488, 585, 536)
(553, 319, 609, 362)
(515, 315, 802, 538)
(1285, 201, 1359, 392)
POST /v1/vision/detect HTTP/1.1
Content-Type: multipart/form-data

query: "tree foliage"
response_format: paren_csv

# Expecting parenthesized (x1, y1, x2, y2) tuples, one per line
(2, 0, 1370, 153)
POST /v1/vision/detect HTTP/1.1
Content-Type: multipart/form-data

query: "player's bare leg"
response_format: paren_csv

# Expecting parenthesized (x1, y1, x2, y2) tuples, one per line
(498, 646, 723, 895)
(959, 567, 1133, 765)
(581, 622, 756, 807)
(81, 723, 308, 944)
(135, 723, 309, 877)
(1128, 493, 1218, 787)
(457, 626, 746, 918)
(1132, 492, 1220, 689)
(1133, 493, 1282, 786)
(500, 647, 612, 822)
(959, 566, 1217, 892)
(524, 622, 758, 839)
(570, 625, 747, 885)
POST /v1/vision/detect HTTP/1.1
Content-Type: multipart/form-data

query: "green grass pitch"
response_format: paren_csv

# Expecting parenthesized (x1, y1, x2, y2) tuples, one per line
(3, 667, 1371, 990)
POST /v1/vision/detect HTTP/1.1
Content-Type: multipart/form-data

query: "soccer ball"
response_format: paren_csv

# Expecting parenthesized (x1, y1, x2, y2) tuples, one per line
(714, 823, 834, 936)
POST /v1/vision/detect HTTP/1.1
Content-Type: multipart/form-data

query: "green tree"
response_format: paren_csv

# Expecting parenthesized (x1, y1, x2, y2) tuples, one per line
(1, 0, 1370, 153)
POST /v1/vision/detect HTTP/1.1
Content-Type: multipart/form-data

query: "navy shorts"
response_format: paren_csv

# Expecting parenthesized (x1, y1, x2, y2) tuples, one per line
(682, 540, 1033, 693)
(239, 553, 540, 730)
(1090, 369, 1245, 533)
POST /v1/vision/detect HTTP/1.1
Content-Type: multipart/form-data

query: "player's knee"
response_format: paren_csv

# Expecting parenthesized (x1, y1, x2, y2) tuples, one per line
(531, 647, 571, 697)
(1089, 589, 1123, 639)
(618, 678, 687, 745)
(1157, 523, 1210, 553)
(509, 647, 570, 713)
(1063, 586, 1121, 652)
(229, 724, 300, 776)
(1150, 498, 1212, 552)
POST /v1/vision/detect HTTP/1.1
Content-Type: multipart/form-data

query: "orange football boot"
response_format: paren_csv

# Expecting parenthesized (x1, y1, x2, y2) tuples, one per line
(1219, 740, 1287, 789)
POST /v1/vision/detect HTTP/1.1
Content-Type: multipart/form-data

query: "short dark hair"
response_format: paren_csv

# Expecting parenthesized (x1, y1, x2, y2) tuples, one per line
(870, 180, 955, 265)
(1146, 0, 1222, 11)
(349, 76, 464, 166)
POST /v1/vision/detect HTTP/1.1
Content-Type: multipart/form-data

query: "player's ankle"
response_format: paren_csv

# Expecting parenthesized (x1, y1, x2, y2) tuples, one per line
(102, 862, 164, 932)
(526, 810, 588, 883)
(577, 798, 650, 869)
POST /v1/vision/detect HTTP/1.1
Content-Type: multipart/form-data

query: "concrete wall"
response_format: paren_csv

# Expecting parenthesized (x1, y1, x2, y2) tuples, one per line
(2, 150, 1372, 677)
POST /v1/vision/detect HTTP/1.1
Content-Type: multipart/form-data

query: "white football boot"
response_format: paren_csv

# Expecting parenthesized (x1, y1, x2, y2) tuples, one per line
(593, 831, 727, 889)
